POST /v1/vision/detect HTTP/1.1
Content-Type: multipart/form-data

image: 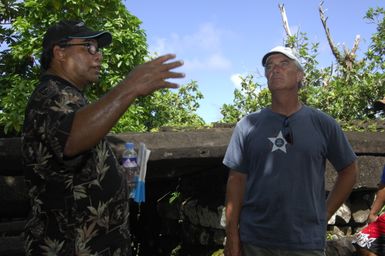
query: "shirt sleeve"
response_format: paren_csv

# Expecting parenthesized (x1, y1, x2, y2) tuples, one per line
(223, 119, 248, 173)
(323, 115, 357, 172)
(30, 81, 85, 166)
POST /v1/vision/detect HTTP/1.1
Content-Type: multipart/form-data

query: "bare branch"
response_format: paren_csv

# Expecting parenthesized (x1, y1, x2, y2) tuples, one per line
(319, 1, 361, 70)
(319, 1, 342, 63)
(279, 3, 292, 38)
(351, 35, 361, 55)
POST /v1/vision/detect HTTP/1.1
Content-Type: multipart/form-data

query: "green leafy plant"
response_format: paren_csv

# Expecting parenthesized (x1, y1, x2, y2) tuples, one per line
(0, 0, 206, 136)
(220, 7, 385, 131)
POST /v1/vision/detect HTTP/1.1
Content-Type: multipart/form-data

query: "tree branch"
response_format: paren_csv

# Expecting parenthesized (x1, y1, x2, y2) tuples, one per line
(319, 1, 361, 70)
(319, 1, 342, 63)
(279, 4, 292, 38)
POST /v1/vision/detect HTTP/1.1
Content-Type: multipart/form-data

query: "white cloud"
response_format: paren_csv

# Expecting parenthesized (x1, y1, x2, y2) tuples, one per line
(206, 53, 232, 69)
(151, 38, 167, 55)
(151, 22, 222, 53)
(230, 73, 243, 89)
(191, 23, 222, 50)
(183, 53, 231, 71)
(149, 22, 232, 71)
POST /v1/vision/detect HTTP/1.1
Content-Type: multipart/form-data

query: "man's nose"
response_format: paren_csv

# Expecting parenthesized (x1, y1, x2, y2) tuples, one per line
(95, 51, 103, 61)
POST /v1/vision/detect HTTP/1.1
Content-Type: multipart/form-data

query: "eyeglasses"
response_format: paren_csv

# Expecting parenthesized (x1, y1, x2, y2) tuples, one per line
(60, 42, 101, 55)
(282, 117, 293, 144)
(265, 60, 291, 71)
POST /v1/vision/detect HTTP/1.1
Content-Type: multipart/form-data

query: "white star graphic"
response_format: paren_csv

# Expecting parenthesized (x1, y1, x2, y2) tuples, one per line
(268, 131, 288, 153)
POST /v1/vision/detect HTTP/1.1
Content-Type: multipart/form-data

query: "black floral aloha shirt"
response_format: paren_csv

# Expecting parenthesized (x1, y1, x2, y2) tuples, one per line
(22, 75, 131, 256)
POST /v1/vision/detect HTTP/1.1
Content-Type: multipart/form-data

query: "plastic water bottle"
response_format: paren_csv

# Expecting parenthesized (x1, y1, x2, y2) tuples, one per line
(122, 142, 139, 194)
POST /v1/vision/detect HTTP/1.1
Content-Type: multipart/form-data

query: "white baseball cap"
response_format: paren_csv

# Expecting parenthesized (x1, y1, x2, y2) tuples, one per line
(262, 46, 302, 68)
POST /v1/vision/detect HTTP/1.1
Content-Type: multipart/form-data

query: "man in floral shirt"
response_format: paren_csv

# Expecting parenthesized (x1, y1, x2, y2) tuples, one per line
(22, 20, 184, 255)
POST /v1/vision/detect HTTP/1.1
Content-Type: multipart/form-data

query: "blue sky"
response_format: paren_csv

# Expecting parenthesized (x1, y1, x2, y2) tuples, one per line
(125, 1, 382, 123)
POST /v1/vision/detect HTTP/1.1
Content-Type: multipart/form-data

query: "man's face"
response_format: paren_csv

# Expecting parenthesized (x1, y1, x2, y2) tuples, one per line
(264, 53, 303, 92)
(58, 38, 103, 89)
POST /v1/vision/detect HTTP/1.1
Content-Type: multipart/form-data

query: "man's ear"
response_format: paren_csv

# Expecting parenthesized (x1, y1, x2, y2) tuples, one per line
(297, 71, 304, 84)
(52, 45, 65, 61)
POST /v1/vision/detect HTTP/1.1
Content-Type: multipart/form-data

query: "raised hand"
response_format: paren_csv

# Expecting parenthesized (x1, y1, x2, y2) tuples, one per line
(122, 54, 185, 97)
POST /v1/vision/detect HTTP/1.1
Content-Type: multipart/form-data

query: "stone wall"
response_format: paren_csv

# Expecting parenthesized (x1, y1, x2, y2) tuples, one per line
(1, 128, 385, 255)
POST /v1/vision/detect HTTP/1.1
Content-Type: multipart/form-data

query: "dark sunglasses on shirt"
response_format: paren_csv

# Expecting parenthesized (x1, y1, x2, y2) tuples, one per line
(282, 117, 293, 144)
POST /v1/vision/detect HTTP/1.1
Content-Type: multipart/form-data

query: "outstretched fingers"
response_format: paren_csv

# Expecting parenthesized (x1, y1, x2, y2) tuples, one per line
(124, 53, 186, 96)
(151, 54, 184, 71)
(161, 60, 185, 73)
(155, 54, 185, 87)
(151, 53, 178, 64)
(160, 70, 185, 80)
(160, 80, 180, 89)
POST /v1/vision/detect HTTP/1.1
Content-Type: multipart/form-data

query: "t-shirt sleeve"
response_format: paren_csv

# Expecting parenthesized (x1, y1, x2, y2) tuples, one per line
(223, 120, 248, 173)
(324, 115, 357, 172)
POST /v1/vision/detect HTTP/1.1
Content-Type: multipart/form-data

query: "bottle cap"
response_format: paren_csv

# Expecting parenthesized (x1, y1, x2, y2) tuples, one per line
(125, 142, 134, 150)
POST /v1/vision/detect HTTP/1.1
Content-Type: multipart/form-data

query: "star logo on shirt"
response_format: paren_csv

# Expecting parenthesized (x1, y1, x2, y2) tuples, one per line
(268, 131, 288, 153)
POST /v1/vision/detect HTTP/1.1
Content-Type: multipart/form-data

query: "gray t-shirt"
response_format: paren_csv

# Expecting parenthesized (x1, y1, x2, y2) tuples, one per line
(223, 105, 356, 250)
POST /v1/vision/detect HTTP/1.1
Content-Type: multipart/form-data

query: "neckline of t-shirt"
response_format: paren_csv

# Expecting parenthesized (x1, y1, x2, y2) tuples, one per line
(265, 104, 307, 121)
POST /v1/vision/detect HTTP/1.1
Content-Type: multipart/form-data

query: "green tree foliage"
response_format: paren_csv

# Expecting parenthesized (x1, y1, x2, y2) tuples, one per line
(220, 7, 385, 131)
(366, 7, 385, 72)
(219, 75, 270, 124)
(301, 7, 385, 128)
(0, 0, 205, 136)
(112, 81, 205, 133)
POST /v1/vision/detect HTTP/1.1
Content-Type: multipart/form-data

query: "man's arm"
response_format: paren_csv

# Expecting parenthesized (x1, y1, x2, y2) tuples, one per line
(368, 184, 385, 223)
(326, 161, 358, 220)
(225, 170, 246, 256)
(64, 54, 184, 157)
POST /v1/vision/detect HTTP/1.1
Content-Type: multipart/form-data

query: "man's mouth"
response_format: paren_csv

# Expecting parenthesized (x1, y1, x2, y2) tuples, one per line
(93, 66, 101, 73)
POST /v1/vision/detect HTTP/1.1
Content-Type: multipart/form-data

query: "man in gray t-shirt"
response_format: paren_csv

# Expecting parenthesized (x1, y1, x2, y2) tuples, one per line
(223, 46, 357, 256)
